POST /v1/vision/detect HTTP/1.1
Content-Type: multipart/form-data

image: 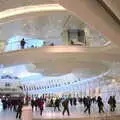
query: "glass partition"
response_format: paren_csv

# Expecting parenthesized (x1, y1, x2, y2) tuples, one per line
(4, 36, 44, 52)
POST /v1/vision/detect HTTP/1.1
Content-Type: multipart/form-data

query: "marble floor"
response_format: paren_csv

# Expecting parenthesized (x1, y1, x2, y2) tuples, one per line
(33, 103, 120, 120)
(0, 110, 119, 120)
(0, 110, 16, 120)
(0, 103, 120, 120)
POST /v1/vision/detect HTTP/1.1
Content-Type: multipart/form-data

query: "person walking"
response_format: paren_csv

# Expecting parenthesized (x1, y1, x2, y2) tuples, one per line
(97, 96, 104, 113)
(108, 96, 116, 112)
(16, 101, 23, 119)
(73, 97, 77, 106)
(62, 98, 70, 116)
(31, 98, 35, 111)
(83, 96, 87, 108)
(35, 98, 38, 111)
(50, 98, 54, 107)
(54, 98, 61, 112)
(112, 96, 116, 112)
(84, 96, 91, 115)
(38, 98, 44, 116)
(69, 97, 73, 106)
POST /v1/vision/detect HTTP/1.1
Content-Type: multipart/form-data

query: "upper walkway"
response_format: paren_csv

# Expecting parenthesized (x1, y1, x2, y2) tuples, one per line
(0, 45, 120, 65)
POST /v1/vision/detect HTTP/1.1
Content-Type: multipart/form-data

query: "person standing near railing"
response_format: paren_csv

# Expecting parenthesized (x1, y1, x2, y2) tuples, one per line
(20, 38, 26, 49)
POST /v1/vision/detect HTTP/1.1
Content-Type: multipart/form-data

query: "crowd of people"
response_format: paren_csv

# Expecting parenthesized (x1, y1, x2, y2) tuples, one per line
(1, 97, 24, 119)
(30, 95, 116, 116)
(0, 95, 116, 119)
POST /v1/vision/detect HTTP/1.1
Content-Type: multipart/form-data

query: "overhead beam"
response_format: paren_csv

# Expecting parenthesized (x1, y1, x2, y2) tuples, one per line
(57, 0, 120, 47)
(97, 0, 120, 26)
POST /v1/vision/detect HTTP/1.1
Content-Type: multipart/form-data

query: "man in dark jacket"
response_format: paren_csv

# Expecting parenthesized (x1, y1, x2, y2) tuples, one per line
(112, 96, 116, 112)
(20, 38, 26, 49)
(84, 96, 91, 115)
(31, 98, 35, 111)
(62, 99, 70, 116)
(54, 98, 61, 111)
(16, 101, 23, 119)
(108, 96, 116, 112)
(97, 96, 104, 113)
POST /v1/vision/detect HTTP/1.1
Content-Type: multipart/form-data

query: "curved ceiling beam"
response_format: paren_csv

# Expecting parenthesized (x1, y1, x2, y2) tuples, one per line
(102, 0, 120, 21)
(97, 0, 120, 26)
(57, 0, 120, 47)
(0, 4, 65, 22)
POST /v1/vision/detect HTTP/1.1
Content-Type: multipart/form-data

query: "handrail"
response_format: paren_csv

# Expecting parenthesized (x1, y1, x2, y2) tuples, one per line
(4, 39, 45, 52)
(0, 39, 113, 54)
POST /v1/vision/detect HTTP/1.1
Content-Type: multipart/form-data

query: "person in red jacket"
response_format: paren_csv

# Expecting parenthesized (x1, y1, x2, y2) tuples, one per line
(38, 98, 44, 116)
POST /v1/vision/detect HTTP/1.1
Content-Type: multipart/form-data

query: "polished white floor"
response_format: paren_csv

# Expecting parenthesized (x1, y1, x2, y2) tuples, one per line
(33, 103, 120, 119)
(0, 110, 16, 120)
(0, 103, 120, 120)
(0, 110, 119, 120)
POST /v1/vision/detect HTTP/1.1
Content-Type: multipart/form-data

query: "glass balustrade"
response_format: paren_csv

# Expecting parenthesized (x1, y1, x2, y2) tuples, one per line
(4, 36, 45, 52)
